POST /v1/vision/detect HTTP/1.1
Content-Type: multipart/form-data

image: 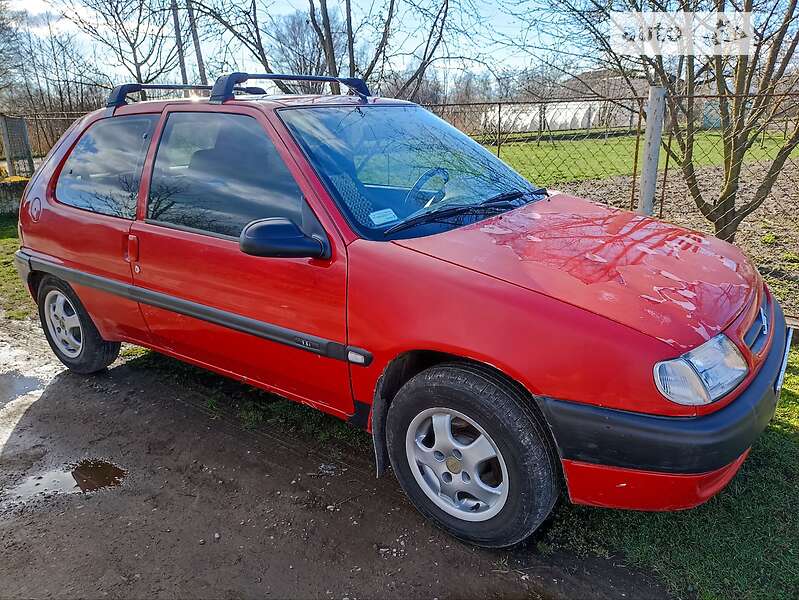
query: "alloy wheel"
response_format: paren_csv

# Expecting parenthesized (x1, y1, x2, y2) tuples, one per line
(405, 407, 509, 521)
(43, 290, 83, 358)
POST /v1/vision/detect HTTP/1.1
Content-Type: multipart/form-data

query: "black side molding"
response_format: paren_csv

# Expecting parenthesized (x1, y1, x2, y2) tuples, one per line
(537, 301, 788, 474)
(18, 251, 371, 366)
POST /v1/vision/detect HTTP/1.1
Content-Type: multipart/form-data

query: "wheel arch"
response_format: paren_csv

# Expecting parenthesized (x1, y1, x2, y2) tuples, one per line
(27, 270, 46, 301)
(370, 350, 560, 478)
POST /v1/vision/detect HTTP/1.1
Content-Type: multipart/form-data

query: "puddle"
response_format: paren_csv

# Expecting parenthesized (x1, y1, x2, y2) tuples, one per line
(0, 370, 44, 409)
(6, 460, 126, 501)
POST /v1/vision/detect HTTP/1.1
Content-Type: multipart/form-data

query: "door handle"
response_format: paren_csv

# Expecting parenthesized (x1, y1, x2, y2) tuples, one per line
(125, 234, 139, 263)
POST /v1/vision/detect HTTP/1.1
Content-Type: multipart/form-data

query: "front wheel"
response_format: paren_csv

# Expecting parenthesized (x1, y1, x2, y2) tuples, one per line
(386, 363, 560, 548)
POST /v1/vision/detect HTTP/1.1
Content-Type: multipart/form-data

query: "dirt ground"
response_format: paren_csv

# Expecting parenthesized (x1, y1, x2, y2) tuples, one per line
(0, 318, 671, 600)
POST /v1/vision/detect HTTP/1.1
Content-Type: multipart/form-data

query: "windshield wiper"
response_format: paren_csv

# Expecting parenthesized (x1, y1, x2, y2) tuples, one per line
(480, 187, 546, 205)
(383, 198, 518, 236)
(383, 187, 546, 236)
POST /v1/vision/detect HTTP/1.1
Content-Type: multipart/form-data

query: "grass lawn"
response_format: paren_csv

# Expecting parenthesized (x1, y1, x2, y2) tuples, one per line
(495, 130, 799, 186)
(0, 215, 34, 319)
(0, 212, 797, 598)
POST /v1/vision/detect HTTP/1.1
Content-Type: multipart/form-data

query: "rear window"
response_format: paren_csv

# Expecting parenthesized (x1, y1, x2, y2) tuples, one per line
(55, 115, 157, 219)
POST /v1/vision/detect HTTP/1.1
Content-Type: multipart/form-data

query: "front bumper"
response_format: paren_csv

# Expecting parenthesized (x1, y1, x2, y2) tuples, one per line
(537, 300, 791, 510)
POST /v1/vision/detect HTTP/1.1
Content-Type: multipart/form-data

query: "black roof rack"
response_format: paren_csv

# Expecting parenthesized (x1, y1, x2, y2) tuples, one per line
(106, 83, 267, 108)
(209, 72, 371, 104)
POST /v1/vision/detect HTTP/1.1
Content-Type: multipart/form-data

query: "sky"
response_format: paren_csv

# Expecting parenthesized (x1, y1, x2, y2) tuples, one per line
(7, 0, 536, 85)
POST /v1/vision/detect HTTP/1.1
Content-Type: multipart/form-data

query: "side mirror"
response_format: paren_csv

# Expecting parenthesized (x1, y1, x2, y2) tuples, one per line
(240, 218, 329, 259)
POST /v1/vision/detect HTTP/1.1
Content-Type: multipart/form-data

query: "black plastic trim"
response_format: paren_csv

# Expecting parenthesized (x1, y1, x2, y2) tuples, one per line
(347, 400, 371, 430)
(210, 72, 370, 104)
(106, 83, 269, 108)
(537, 301, 788, 475)
(13, 250, 31, 290)
(18, 251, 369, 364)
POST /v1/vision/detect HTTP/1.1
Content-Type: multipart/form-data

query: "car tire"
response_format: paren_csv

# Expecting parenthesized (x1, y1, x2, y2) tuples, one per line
(37, 275, 120, 374)
(386, 362, 560, 548)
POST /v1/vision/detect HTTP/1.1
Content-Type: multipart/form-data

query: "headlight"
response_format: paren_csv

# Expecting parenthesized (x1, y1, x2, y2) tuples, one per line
(654, 334, 748, 405)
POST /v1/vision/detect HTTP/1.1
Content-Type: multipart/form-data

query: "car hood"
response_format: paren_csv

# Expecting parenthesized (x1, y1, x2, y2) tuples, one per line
(395, 194, 759, 350)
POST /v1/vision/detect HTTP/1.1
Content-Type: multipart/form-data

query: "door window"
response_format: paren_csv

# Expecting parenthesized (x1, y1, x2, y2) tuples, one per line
(147, 112, 304, 238)
(55, 115, 158, 219)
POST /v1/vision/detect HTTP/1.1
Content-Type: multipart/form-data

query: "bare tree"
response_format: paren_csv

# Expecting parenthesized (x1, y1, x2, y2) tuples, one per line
(194, 0, 478, 100)
(498, 0, 799, 242)
(58, 0, 186, 99)
(4, 11, 110, 111)
(185, 0, 207, 84)
(0, 10, 111, 154)
(189, 0, 294, 93)
(266, 10, 346, 93)
(0, 1, 16, 92)
(170, 0, 188, 85)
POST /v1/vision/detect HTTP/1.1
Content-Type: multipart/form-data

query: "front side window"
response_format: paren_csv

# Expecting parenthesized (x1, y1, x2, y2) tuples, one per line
(147, 112, 304, 238)
(280, 105, 543, 240)
(55, 115, 157, 219)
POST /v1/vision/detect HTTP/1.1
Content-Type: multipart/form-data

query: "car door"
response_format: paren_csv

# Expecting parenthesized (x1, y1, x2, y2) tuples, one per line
(129, 105, 353, 417)
(33, 113, 157, 343)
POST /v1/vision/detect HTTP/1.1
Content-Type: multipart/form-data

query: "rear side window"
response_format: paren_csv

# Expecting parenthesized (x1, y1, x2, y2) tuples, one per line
(147, 112, 304, 238)
(55, 115, 157, 219)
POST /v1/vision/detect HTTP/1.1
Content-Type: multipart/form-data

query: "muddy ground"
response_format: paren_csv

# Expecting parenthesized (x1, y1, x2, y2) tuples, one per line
(0, 318, 670, 599)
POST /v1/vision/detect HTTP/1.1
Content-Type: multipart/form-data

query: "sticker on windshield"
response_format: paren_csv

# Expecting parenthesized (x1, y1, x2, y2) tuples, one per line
(369, 208, 398, 226)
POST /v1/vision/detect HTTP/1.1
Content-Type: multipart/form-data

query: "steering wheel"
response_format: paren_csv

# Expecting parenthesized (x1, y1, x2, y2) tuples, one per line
(403, 167, 450, 211)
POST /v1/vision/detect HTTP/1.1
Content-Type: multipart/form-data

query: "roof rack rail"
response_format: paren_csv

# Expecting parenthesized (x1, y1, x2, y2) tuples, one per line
(209, 72, 371, 104)
(106, 83, 267, 108)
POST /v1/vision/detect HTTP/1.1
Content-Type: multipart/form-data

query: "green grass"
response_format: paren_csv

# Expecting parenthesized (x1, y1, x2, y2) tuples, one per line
(0, 214, 33, 319)
(495, 130, 799, 186)
(0, 208, 797, 598)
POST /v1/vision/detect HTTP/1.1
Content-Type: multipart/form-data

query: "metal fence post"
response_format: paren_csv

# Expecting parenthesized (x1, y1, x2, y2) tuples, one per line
(0, 115, 15, 177)
(637, 86, 666, 216)
(19, 118, 35, 175)
(496, 102, 502, 157)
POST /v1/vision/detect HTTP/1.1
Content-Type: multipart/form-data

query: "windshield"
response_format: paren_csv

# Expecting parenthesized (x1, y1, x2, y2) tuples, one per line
(279, 104, 543, 240)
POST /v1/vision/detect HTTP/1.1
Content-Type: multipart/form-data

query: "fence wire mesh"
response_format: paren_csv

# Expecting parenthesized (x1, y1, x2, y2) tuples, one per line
(427, 93, 799, 320)
(21, 111, 86, 159)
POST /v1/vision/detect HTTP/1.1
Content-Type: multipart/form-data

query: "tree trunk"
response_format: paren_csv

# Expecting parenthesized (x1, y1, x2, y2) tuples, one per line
(186, 0, 207, 85)
(171, 0, 188, 87)
(712, 193, 739, 242)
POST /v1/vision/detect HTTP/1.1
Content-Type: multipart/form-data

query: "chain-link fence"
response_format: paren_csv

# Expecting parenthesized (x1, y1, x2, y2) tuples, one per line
(21, 111, 86, 159)
(426, 93, 799, 320)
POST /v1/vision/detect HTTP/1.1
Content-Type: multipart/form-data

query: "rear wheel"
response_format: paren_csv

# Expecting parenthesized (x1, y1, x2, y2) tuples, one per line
(386, 362, 559, 548)
(37, 276, 120, 374)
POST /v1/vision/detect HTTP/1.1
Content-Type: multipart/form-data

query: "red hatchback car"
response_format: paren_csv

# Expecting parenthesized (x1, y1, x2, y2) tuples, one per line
(15, 73, 793, 547)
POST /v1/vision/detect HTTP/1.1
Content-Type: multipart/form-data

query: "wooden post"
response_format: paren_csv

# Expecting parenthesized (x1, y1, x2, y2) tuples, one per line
(659, 130, 673, 218)
(629, 100, 644, 210)
(637, 86, 666, 216)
